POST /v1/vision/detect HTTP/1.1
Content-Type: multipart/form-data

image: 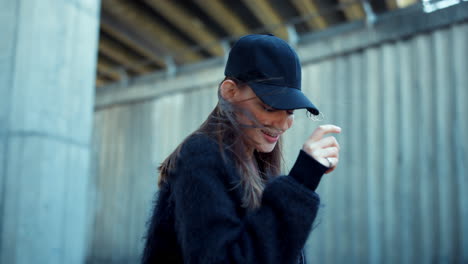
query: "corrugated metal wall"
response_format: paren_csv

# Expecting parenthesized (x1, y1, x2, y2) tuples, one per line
(289, 23, 468, 264)
(89, 20, 468, 264)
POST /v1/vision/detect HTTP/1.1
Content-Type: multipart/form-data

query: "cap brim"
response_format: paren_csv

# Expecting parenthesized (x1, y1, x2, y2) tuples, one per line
(249, 82, 319, 115)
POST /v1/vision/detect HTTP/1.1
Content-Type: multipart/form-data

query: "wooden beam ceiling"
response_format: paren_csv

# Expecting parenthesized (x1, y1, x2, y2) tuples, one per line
(95, 0, 405, 88)
(193, 0, 250, 38)
(97, 58, 122, 81)
(386, 0, 399, 10)
(102, 0, 203, 64)
(241, 0, 289, 40)
(144, 0, 224, 57)
(385, 0, 418, 10)
(99, 35, 154, 74)
(101, 13, 166, 68)
(95, 77, 108, 87)
(290, 0, 328, 31)
(339, 0, 365, 21)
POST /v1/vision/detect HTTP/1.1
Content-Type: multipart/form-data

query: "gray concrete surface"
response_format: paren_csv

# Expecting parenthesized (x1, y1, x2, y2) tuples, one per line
(0, 0, 100, 263)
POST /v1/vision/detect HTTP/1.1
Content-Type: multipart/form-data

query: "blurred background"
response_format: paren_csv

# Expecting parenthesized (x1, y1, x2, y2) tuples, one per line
(1, 0, 467, 263)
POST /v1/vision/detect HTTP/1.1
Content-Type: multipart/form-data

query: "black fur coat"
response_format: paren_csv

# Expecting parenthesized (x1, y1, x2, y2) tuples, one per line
(142, 134, 327, 263)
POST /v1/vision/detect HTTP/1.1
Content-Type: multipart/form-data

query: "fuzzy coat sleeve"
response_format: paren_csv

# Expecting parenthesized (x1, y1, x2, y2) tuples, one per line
(169, 135, 328, 264)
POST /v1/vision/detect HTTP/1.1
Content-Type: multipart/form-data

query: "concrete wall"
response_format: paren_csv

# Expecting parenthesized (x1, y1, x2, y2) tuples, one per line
(0, 0, 100, 263)
(91, 3, 468, 263)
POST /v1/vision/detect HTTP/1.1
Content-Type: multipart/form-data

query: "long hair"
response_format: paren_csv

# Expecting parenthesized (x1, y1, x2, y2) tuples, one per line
(158, 77, 283, 209)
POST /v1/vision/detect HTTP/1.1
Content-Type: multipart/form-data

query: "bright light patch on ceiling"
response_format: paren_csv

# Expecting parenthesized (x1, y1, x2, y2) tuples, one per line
(422, 0, 465, 13)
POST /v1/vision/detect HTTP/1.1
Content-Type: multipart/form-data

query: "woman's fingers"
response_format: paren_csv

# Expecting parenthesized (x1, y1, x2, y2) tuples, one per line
(312, 147, 339, 158)
(326, 157, 339, 167)
(307, 125, 341, 142)
(302, 124, 341, 171)
(311, 147, 340, 170)
(306, 136, 340, 151)
(303, 135, 340, 156)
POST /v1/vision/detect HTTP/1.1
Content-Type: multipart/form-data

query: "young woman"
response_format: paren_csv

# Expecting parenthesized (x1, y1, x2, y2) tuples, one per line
(142, 34, 341, 264)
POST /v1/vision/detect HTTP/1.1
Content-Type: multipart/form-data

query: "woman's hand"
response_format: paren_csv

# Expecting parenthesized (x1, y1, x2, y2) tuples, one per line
(302, 124, 341, 174)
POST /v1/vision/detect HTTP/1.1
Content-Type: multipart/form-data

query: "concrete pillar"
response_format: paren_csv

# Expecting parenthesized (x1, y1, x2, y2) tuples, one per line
(0, 0, 100, 263)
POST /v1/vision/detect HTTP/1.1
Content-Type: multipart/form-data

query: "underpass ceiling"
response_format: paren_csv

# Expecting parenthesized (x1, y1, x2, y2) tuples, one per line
(96, 0, 418, 87)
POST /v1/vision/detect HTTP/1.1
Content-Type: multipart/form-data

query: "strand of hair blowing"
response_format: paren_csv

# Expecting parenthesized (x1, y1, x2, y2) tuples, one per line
(158, 81, 282, 209)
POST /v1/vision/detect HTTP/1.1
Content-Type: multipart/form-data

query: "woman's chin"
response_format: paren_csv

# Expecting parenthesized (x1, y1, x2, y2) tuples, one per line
(255, 143, 276, 153)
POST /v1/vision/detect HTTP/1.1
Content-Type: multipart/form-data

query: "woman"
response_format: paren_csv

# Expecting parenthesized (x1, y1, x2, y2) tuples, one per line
(142, 34, 341, 264)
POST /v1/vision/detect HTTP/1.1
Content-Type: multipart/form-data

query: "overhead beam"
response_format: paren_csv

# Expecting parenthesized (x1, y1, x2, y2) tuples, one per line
(101, 12, 166, 68)
(96, 77, 108, 87)
(339, 0, 365, 21)
(102, 0, 203, 64)
(386, 0, 399, 10)
(99, 35, 154, 74)
(386, 0, 419, 10)
(96, 2, 468, 108)
(97, 57, 122, 81)
(144, 0, 224, 57)
(241, 0, 289, 40)
(193, 0, 250, 38)
(290, 0, 328, 31)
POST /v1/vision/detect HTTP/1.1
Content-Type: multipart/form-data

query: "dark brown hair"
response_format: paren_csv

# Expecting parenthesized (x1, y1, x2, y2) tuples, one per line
(158, 77, 283, 209)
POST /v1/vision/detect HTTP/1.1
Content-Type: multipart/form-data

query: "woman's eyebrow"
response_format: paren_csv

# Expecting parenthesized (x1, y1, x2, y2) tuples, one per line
(260, 102, 295, 113)
(263, 103, 284, 112)
(259, 101, 275, 109)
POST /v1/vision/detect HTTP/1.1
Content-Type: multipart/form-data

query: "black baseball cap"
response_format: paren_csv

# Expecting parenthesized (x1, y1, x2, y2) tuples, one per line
(224, 34, 319, 115)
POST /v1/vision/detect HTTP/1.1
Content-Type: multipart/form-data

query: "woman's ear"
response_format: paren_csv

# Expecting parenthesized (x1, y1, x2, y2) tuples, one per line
(220, 79, 239, 102)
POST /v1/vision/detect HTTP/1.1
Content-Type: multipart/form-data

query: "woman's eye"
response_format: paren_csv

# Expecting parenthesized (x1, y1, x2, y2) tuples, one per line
(287, 110, 295, 115)
(263, 106, 275, 112)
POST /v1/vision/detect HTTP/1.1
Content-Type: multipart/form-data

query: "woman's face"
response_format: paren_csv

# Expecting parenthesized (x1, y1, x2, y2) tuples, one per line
(232, 84, 295, 153)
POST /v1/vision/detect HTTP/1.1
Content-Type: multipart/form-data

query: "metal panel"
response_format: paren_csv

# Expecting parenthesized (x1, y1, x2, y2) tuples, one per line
(348, 51, 366, 264)
(381, 42, 399, 264)
(434, 27, 460, 263)
(313, 58, 335, 264)
(452, 22, 468, 263)
(398, 39, 416, 264)
(364, 45, 383, 264)
(332, 54, 348, 264)
(414, 32, 437, 264)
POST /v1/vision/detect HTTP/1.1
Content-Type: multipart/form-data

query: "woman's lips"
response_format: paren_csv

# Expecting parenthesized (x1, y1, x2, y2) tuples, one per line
(261, 130, 279, 143)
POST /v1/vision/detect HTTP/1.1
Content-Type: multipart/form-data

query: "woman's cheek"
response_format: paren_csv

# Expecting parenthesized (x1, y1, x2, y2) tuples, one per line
(287, 116, 294, 129)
